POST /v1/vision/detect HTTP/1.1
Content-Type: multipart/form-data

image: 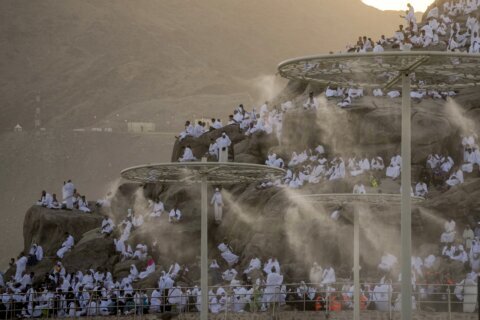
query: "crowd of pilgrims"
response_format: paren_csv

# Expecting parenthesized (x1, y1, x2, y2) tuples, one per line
(261, 132, 480, 196)
(7, 123, 477, 316)
(177, 102, 283, 162)
(319, 0, 480, 108)
(346, 1, 480, 54)
(5, 197, 480, 317)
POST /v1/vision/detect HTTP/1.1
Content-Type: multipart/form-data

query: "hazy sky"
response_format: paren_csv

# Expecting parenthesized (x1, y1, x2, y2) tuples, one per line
(362, 0, 434, 12)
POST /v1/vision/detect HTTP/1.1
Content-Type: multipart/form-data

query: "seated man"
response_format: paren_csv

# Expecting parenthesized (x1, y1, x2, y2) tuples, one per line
(149, 199, 165, 218)
(101, 217, 115, 235)
(57, 233, 75, 259)
(49, 194, 62, 209)
(36, 190, 52, 207)
(178, 121, 194, 140)
(138, 258, 156, 279)
(414, 181, 428, 198)
(441, 220, 456, 244)
(371, 156, 385, 170)
(28, 243, 43, 266)
(133, 244, 148, 261)
(78, 195, 91, 213)
(387, 90, 401, 98)
(386, 155, 401, 180)
(446, 167, 464, 187)
(178, 146, 197, 162)
(169, 207, 182, 223)
(353, 183, 367, 195)
(337, 94, 352, 108)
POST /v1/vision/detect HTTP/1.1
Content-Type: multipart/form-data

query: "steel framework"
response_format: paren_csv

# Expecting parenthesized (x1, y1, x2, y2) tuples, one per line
(121, 159, 285, 320)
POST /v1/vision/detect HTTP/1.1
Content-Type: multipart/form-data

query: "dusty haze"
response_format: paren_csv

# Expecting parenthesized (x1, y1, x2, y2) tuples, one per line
(1, 0, 406, 267)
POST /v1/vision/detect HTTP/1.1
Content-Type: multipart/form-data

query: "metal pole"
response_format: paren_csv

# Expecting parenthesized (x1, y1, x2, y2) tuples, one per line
(200, 157, 209, 320)
(477, 275, 480, 320)
(447, 286, 452, 320)
(400, 71, 412, 320)
(353, 206, 360, 320)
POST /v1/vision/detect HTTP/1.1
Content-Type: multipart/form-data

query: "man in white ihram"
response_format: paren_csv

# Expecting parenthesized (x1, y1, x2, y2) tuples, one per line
(57, 233, 75, 258)
(263, 267, 283, 309)
(62, 180, 75, 210)
(211, 188, 224, 223)
(216, 132, 232, 162)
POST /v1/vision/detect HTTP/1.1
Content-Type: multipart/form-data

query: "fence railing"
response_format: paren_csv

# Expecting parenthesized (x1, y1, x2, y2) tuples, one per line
(0, 282, 477, 318)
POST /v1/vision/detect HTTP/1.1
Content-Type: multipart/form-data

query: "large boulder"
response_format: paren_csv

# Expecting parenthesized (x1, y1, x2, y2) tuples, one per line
(62, 229, 118, 272)
(23, 206, 103, 257)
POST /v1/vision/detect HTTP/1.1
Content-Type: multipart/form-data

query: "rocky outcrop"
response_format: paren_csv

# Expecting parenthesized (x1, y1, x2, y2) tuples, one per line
(22, 206, 103, 257)
(171, 124, 245, 162)
(62, 229, 118, 272)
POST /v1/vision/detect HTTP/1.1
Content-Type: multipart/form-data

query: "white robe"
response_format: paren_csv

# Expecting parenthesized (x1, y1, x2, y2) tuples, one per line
(169, 209, 182, 222)
(222, 268, 238, 282)
(15, 256, 28, 282)
(386, 155, 401, 179)
(150, 289, 163, 312)
(139, 262, 156, 279)
(244, 258, 261, 274)
(216, 135, 232, 162)
(446, 169, 464, 186)
(57, 235, 74, 258)
(309, 264, 323, 284)
(371, 157, 385, 170)
(441, 220, 456, 243)
(321, 268, 336, 285)
(414, 182, 428, 197)
(263, 259, 281, 275)
(150, 201, 165, 217)
(35, 246, 44, 261)
(353, 184, 366, 195)
(211, 192, 224, 222)
(378, 254, 398, 271)
(78, 198, 91, 213)
(218, 243, 239, 266)
(179, 147, 196, 162)
(264, 272, 283, 304)
(101, 218, 114, 234)
(387, 91, 401, 98)
(62, 182, 75, 209)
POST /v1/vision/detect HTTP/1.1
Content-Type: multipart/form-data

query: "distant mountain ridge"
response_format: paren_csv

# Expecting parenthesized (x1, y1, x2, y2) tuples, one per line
(1, 0, 407, 132)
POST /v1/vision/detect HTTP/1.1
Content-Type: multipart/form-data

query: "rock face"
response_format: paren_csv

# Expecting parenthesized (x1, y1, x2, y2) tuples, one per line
(22, 206, 103, 257)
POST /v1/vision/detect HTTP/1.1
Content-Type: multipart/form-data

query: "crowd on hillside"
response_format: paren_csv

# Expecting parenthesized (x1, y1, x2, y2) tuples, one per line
(261, 132, 479, 196)
(36, 181, 92, 213)
(0, 178, 474, 316)
(346, 1, 480, 54)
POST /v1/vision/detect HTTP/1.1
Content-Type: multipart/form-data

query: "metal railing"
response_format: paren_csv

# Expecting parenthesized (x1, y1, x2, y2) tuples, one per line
(0, 282, 477, 318)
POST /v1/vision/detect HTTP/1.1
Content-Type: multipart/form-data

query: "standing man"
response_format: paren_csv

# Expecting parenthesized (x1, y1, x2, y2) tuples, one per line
(211, 188, 224, 223)
(216, 132, 232, 162)
(63, 180, 75, 210)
